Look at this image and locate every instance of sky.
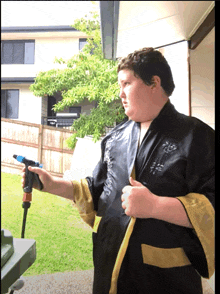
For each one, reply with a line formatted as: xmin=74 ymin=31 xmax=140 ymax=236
xmin=1 ymin=1 xmax=99 ymax=27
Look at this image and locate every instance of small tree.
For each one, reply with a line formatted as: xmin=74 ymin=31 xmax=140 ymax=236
xmin=30 ymin=9 xmax=125 ymax=149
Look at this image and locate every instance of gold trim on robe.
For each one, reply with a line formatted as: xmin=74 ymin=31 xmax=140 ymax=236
xmin=177 ymin=193 xmax=215 ymax=278
xmin=141 ymin=244 xmax=191 ymax=268
xmin=72 ymin=179 xmax=96 ymax=228
xmin=109 ymin=166 xmax=137 ymax=294
xmin=109 ymin=216 xmax=136 ymax=294
xmin=93 ymin=215 xmax=102 ymax=233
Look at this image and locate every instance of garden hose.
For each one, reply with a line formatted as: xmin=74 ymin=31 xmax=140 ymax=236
xmin=21 ymin=202 xmax=31 ymax=239
xmin=13 ymin=155 xmax=43 ymax=239
xmin=9 ymin=155 xmax=43 ymax=293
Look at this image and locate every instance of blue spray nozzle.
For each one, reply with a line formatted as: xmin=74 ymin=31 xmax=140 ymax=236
xmin=13 ymin=155 xmax=43 ymax=168
xmin=13 ymin=155 xmax=25 ymax=163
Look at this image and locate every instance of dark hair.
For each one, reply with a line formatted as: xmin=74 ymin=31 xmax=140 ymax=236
xmin=117 ymin=47 xmax=175 ymax=97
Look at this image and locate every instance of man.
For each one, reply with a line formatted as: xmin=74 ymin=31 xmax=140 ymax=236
xmin=23 ymin=47 xmax=214 ymax=294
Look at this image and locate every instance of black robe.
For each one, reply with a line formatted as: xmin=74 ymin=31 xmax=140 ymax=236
xmin=73 ymin=100 xmax=215 ymax=294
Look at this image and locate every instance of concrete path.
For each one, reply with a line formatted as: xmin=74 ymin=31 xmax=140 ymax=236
xmin=9 ymin=269 xmax=214 ymax=294
xmin=12 ymin=269 xmax=94 ymax=294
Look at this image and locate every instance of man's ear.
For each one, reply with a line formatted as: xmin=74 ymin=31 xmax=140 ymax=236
xmin=151 ymin=76 xmax=161 ymax=89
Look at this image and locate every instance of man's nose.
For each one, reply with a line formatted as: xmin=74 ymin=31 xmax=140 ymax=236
xmin=119 ymin=88 xmax=126 ymax=99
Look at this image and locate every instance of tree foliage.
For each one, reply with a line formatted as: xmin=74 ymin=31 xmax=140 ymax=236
xmin=30 ymin=9 xmax=125 ymax=149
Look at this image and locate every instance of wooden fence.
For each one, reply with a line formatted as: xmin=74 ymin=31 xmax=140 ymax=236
xmin=1 ymin=118 xmax=75 ymax=177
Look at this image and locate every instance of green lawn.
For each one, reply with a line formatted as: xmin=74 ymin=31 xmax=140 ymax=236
xmin=1 ymin=172 xmax=94 ymax=276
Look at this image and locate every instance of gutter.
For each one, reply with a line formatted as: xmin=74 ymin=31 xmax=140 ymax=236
xmin=1 ymin=77 xmax=35 ymax=84
xmin=1 ymin=26 xmax=77 ymax=33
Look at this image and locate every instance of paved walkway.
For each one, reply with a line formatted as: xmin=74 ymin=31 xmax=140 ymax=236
xmin=10 ymin=269 xmax=214 ymax=294
xmin=13 ymin=269 xmax=94 ymax=294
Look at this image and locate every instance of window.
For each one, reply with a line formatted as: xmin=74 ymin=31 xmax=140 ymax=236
xmin=1 ymin=40 xmax=35 ymax=64
xmin=79 ymin=38 xmax=88 ymax=51
xmin=1 ymin=90 xmax=19 ymax=119
xmin=69 ymin=106 xmax=81 ymax=118
xmin=79 ymin=38 xmax=96 ymax=55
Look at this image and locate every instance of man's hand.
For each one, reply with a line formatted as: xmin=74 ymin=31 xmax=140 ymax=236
xmin=121 ymin=177 xmax=159 ymax=218
xmin=21 ymin=166 xmax=74 ymax=201
xmin=121 ymin=177 xmax=193 ymax=228
xmin=21 ymin=166 xmax=54 ymax=192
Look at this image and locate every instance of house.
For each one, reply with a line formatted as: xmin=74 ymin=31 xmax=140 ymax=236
xmin=100 ymin=1 xmax=215 ymax=130
xmin=1 ymin=25 xmax=98 ymax=127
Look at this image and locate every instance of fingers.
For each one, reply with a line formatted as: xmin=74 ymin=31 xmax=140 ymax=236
xmin=21 ymin=166 xmax=45 ymax=190
xmin=121 ymin=184 xmax=132 ymax=207
xmin=121 ymin=193 xmax=127 ymax=208
xmin=122 ymin=187 xmax=126 ymax=194
xmin=122 ymin=185 xmax=132 ymax=194
xmin=28 ymin=166 xmax=43 ymax=175
xmin=121 ymin=184 xmax=136 ymax=215
xmin=121 ymin=191 xmax=129 ymax=201
xmin=121 ymin=189 xmax=130 ymax=212
xmin=21 ymin=166 xmax=42 ymax=174
xmin=122 ymin=201 xmax=126 ymax=210
xmin=21 ymin=172 xmax=25 ymax=188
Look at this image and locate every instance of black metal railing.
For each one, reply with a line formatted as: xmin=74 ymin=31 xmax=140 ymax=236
xmin=42 ymin=116 xmax=78 ymax=128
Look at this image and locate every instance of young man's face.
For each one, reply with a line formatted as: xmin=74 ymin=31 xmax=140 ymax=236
xmin=118 ymin=69 xmax=157 ymax=123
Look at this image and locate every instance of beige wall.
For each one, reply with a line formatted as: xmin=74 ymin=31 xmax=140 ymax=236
xmin=1 ymin=83 xmax=42 ymax=124
xmin=190 ymin=28 xmax=215 ymax=129
xmin=159 ymin=41 xmax=190 ymax=116
xmin=117 ymin=1 xmax=183 ymax=58
xmin=117 ymin=1 xmax=214 ymax=59
xmin=35 ymin=37 xmax=79 ymax=72
xmin=1 ymin=34 xmax=87 ymax=78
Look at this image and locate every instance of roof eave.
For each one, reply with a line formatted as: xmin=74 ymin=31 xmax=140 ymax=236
xmin=1 ymin=26 xmax=78 ymax=33
xmin=1 ymin=77 xmax=35 ymax=84
xmin=100 ymin=1 xmax=119 ymax=60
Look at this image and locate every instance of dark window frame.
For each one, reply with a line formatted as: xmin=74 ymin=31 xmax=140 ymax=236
xmin=79 ymin=38 xmax=96 ymax=55
xmin=1 ymin=40 xmax=35 ymax=64
xmin=79 ymin=38 xmax=88 ymax=51
xmin=1 ymin=89 xmax=19 ymax=119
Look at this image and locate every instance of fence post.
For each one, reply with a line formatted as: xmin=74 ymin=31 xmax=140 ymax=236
xmin=59 ymin=132 xmax=63 ymax=174
xmin=38 ymin=124 xmax=43 ymax=164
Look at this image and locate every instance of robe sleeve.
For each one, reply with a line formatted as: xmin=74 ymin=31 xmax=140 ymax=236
xmin=72 ymin=137 xmax=108 ymax=228
xmin=177 ymin=121 xmax=215 ymax=278
xmin=72 ymin=178 xmax=96 ymax=228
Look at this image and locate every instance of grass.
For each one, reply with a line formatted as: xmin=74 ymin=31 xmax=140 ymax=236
xmin=1 ymin=172 xmax=94 ymax=276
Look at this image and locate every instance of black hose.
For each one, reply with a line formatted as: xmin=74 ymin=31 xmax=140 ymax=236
xmin=21 ymin=203 xmax=31 ymax=238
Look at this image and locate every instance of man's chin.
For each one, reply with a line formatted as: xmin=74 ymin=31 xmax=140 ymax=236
xmin=125 ymin=109 xmax=132 ymax=118
xmin=125 ymin=111 xmax=138 ymax=122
